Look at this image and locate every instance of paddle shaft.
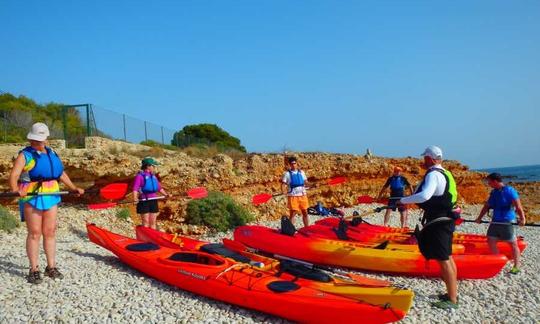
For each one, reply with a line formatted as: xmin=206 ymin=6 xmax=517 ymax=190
xmin=461 ymin=219 xmax=540 ymax=227
xmin=0 ymin=190 xmax=74 ymax=198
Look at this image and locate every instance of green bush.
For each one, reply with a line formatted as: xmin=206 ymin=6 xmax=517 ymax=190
xmin=115 ymin=208 xmax=131 ymax=221
xmin=186 ymin=191 xmax=253 ymax=232
xmin=172 ymin=124 xmax=246 ymax=152
xmin=0 ymin=206 xmax=20 ymax=232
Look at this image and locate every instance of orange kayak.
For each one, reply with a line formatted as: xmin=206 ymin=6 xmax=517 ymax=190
xmin=136 ymin=225 xmax=415 ymax=313
xmin=234 ymin=225 xmax=509 ymax=279
xmin=298 ymin=224 xmax=467 ymax=254
xmin=315 ymin=217 xmax=527 ymax=258
xmin=87 ymin=224 xmax=405 ymax=323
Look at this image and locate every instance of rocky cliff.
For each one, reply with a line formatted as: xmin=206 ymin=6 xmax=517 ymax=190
xmin=1 ymin=137 xmax=538 ymax=224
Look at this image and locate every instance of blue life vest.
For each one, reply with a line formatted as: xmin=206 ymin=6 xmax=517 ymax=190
xmin=289 ymin=170 xmax=305 ymax=189
xmin=389 ymin=176 xmax=405 ymax=191
xmin=21 ymin=146 xmax=64 ymax=182
xmin=138 ymin=171 xmax=159 ymax=194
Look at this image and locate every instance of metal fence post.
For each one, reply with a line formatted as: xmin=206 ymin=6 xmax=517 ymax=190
xmin=123 ymin=114 xmax=127 ymax=141
xmin=62 ymin=106 xmax=67 ymax=142
xmin=161 ymin=126 xmax=164 ymax=144
xmin=86 ymin=104 xmax=91 ymax=136
xmin=144 ymin=121 xmax=148 ymax=142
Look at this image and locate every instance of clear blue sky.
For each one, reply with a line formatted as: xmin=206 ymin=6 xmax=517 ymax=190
xmin=1 ymin=0 xmax=539 ymax=168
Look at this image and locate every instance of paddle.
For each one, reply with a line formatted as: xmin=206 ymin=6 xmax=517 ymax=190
xmin=222 ymin=238 xmax=391 ymax=287
xmin=87 ymin=187 xmax=208 ymax=210
xmin=0 ymin=183 xmax=128 ymax=200
xmin=455 ymin=218 xmax=540 ymax=227
xmin=357 ymin=195 xmax=402 ymax=205
xmin=252 ymin=176 xmax=348 ymax=206
xmin=343 ymin=206 xmax=389 ymax=221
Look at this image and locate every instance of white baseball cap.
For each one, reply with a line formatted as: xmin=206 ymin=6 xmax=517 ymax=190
xmin=421 ymin=145 xmax=443 ymax=159
xmin=27 ymin=122 xmax=50 ymax=142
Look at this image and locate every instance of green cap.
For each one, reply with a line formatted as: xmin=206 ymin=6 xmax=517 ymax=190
xmin=141 ymin=157 xmax=159 ymax=166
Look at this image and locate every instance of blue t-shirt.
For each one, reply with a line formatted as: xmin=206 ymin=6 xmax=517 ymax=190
xmin=488 ymin=186 xmax=519 ymax=222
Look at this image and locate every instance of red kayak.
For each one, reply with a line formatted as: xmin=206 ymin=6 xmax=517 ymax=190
xmin=135 ymin=225 xmax=415 ymax=313
xmin=315 ymin=217 xmax=527 ymax=258
xmin=234 ymin=225 xmax=509 ymax=279
xmin=87 ymin=224 xmax=405 ymax=323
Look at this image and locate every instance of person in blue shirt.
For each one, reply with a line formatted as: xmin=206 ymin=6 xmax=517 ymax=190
xmin=377 ymin=166 xmax=414 ymax=228
xmin=475 ymin=173 xmax=526 ymax=274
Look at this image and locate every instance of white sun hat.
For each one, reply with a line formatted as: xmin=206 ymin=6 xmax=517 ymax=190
xmin=27 ymin=122 xmax=50 ymax=142
xmin=421 ymin=145 xmax=443 ymax=159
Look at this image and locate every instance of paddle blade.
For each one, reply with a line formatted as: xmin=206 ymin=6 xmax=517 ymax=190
xmin=357 ymin=195 xmax=375 ymax=204
xmin=187 ymin=187 xmax=208 ymax=199
xmin=346 ymin=273 xmax=391 ymax=287
xmin=328 ymin=176 xmax=347 ymax=185
xmin=88 ymin=202 xmax=118 ymax=210
xmin=252 ymin=193 xmax=273 ymax=205
xmin=99 ymin=183 xmax=129 ymax=200
xmin=376 ymin=198 xmax=389 ymax=205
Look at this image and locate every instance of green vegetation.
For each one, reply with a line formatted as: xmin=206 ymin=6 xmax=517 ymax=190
xmin=0 ymin=93 xmax=86 ymax=145
xmin=140 ymin=140 xmax=178 ymax=151
xmin=186 ymin=191 xmax=254 ymax=232
xmin=172 ymin=124 xmax=246 ymax=153
xmin=0 ymin=206 xmax=20 ymax=232
xmin=115 ymin=208 xmax=131 ymax=221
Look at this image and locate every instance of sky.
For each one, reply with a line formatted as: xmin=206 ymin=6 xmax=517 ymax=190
xmin=1 ymin=0 xmax=539 ymax=169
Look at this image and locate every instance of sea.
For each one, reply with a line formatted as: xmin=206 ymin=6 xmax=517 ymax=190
xmin=476 ymin=164 xmax=540 ymax=183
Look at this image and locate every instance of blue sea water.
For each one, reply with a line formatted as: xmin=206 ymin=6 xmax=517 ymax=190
xmin=476 ymin=164 xmax=540 ymax=183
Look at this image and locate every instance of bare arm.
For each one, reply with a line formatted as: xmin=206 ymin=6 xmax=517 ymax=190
xmin=281 ymin=182 xmax=288 ymax=195
xmin=513 ymin=198 xmax=526 ymax=226
xmin=475 ymin=202 xmax=490 ymax=223
xmin=377 ymin=184 xmax=389 ymax=200
xmin=59 ymin=172 xmax=84 ymax=195
xmin=9 ymin=153 xmax=26 ymax=194
xmin=408 ymin=184 xmax=414 ymax=196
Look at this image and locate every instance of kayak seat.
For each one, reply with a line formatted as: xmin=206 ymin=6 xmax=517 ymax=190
xmin=280 ymin=260 xmax=332 ymax=283
xmin=332 ymin=219 xmax=349 ymax=240
xmin=280 ymin=216 xmax=297 ymax=236
xmin=200 ymin=243 xmax=251 ymax=264
xmin=126 ymin=242 xmax=160 ymax=252
xmin=168 ymin=252 xmax=224 ymax=266
xmin=267 ymin=280 xmax=301 ymax=293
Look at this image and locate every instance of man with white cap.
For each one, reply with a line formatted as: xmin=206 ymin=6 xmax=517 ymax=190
xmin=399 ymin=145 xmax=459 ymax=309
xmin=9 ymin=122 xmax=84 ymax=284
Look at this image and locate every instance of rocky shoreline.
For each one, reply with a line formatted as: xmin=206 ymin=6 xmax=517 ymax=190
xmin=0 ymin=204 xmax=538 ymax=323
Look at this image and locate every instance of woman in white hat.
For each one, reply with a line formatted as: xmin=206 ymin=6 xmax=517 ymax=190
xmin=8 ymin=122 xmax=84 ymax=284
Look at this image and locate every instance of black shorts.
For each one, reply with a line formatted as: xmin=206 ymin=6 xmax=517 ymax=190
xmin=418 ymin=220 xmax=455 ymax=261
xmin=487 ymin=223 xmax=516 ymax=241
xmin=388 ymin=197 xmax=406 ymax=212
xmin=136 ymin=200 xmax=159 ymax=214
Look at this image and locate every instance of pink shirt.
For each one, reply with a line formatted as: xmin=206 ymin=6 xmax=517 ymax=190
xmin=133 ymin=171 xmax=162 ymax=199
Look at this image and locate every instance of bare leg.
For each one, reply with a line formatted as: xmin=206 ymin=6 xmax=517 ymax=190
xmin=148 ymin=213 xmax=158 ymax=230
xmin=487 ymin=237 xmax=500 ymax=254
xmin=437 ymin=258 xmax=458 ymax=303
xmin=509 ymin=240 xmax=520 ymax=268
xmin=288 ymin=209 xmax=296 ymax=223
xmin=300 ymin=209 xmax=309 ymax=227
xmin=42 ymin=205 xmax=58 ymax=268
xmin=400 ymin=210 xmax=408 ymax=228
xmin=25 ymin=204 xmax=42 ymax=271
xmin=383 ymin=209 xmax=391 ymax=227
xmin=141 ymin=213 xmax=150 ymax=227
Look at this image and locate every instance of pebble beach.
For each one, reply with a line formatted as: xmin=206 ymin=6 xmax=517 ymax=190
xmin=0 ymin=204 xmax=538 ymax=323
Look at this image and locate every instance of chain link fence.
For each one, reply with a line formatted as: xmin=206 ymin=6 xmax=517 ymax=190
xmin=0 ymin=90 xmax=184 ymax=148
